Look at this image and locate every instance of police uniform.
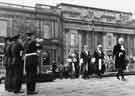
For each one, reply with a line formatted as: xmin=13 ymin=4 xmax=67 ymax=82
xmin=24 ymin=33 xmax=40 ymax=94
xmin=4 ymin=37 xmax=12 ymax=91
xmin=11 ymin=35 xmax=24 ymax=93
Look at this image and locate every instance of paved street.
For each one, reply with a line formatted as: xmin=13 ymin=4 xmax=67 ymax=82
xmin=0 ymin=76 xmax=135 ymax=96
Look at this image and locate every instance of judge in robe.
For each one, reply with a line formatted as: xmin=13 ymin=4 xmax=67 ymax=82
xmin=113 ymin=37 xmax=127 ymax=81
xmin=67 ymin=49 xmax=75 ymax=78
xmin=68 ymin=49 xmax=79 ymax=78
xmin=80 ymin=45 xmax=91 ymax=79
xmin=93 ymin=44 xmax=105 ymax=78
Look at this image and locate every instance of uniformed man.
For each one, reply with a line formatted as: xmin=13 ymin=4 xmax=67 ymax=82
xmin=11 ymin=34 xmax=24 ymax=93
xmin=24 ymin=32 xmax=40 ymax=95
xmin=113 ymin=37 xmax=127 ymax=81
xmin=80 ymin=45 xmax=91 ymax=79
xmin=4 ymin=37 xmax=12 ymax=91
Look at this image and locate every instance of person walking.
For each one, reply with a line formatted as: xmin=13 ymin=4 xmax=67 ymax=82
xmin=113 ymin=37 xmax=127 ymax=81
xmin=67 ymin=48 xmax=75 ymax=78
xmin=93 ymin=44 xmax=105 ymax=78
xmin=73 ymin=51 xmax=80 ymax=78
xmin=80 ymin=45 xmax=91 ymax=79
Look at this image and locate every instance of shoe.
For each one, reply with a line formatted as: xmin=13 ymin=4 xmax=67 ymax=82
xmin=121 ymin=78 xmax=126 ymax=81
xmin=7 ymin=89 xmax=13 ymax=92
xmin=99 ymin=76 xmax=102 ymax=79
xmin=116 ymin=76 xmax=120 ymax=80
xmin=14 ymin=90 xmax=24 ymax=93
xmin=27 ymin=91 xmax=38 ymax=95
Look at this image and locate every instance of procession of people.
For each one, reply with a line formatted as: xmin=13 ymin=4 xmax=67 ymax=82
xmin=59 ymin=37 xmax=128 ymax=80
xmin=4 ymin=32 xmax=129 ymax=95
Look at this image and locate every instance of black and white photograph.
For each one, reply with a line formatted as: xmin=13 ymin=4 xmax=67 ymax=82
xmin=0 ymin=0 xmax=135 ymax=96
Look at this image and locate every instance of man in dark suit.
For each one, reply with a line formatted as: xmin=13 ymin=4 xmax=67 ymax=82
xmin=80 ymin=45 xmax=91 ymax=79
xmin=113 ymin=37 xmax=127 ymax=81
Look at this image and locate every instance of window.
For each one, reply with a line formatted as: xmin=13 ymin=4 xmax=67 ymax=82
xmin=71 ymin=33 xmax=75 ymax=47
xmin=43 ymin=24 xmax=51 ymax=39
xmin=0 ymin=20 xmax=7 ymax=37
xmin=0 ymin=55 xmax=4 ymax=68
xmin=0 ymin=43 xmax=4 ymax=53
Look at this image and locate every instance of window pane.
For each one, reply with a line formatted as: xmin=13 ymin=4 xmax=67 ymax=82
xmin=0 ymin=20 xmax=7 ymax=37
xmin=43 ymin=24 xmax=50 ymax=39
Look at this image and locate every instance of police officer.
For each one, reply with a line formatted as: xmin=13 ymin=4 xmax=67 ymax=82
xmin=113 ymin=37 xmax=127 ymax=81
xmin=11 ymin=34 xmax=24 ymax=93
xmin=4 ymin=37 xmax=12 ymax=91
xmin=24 ymin=32 xmax=40 ymax=94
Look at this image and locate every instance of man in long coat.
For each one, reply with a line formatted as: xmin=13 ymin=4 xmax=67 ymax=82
xmin=4 ymin=37 xmax=12 ymax=91
xmin=11 ymin=34 xmax=24 ymax=93
xmin=113 ymin=37 xmax=127 ymax=81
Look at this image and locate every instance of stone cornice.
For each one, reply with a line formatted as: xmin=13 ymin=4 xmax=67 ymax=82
xmin=64 ymin=18 xmax=135 ymax=29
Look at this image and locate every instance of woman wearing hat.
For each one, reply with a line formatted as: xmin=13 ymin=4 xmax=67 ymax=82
xmin=93 ymin=44 xmax=105 ymax=78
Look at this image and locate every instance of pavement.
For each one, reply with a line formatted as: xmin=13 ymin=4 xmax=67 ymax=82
xmin=0 ymin=75 xmax=135 ymax=96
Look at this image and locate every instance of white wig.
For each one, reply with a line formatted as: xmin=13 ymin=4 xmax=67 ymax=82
xmin=118 ymin=37 xmax=124 ymax=44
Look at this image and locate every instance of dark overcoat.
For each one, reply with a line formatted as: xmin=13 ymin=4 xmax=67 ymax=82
xmin=4 ymin=44 xmax=12 ymax=90
xmin=11 ymin=42 xmax=24 ymax=91
xmin=113 ymin=44 xmax=127 ymax=70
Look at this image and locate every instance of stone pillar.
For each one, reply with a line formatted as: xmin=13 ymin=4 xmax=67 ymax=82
xmin=78 ymin=32 xmax=82 ymax=58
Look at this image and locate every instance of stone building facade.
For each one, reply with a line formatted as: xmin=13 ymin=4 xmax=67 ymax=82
xmin=0 ymin=2 xmax=135 ymax=72
xmin=0 ymin=3 xmax=63 ymax=73
xmin=57 ymin=3 xmax=135 ymax=60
